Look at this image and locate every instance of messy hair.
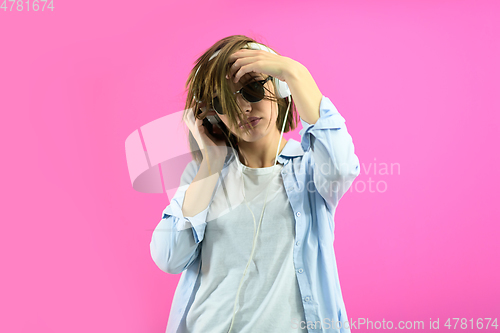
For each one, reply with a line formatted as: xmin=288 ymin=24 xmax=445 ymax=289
xmin=182 ymin=35 xmax=299 ymax=164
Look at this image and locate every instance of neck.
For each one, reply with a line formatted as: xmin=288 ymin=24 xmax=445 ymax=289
xmin=237 ymin=131 xmax=287 ymax=168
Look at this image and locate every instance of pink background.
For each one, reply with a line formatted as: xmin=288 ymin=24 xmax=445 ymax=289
xmin=1 ymin=0 xmax=499 ymax=332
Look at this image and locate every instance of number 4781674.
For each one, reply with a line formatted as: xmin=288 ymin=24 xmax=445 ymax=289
xmin=1 ymin=0 xmax=55 ymax=11
xmin=445 ymin=318 xmax=498 ymax=330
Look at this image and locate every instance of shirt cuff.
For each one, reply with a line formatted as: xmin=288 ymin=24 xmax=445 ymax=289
xmin=299 ymin=95 xmax=347 ymax=153
xmin=161 ymin=184 xmax=210 ymax=244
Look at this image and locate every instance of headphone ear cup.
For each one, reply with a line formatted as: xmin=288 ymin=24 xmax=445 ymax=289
xmin=273 ymin=77 xmax=291 ymax=99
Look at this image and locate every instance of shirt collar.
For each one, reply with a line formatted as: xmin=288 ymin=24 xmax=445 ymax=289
xmin=278 ymin=138 xmax=304 ymax=158
xmin=224 ymin=138 xmax=304 ymax=168
xmin=275 ymin=138 xmax=304 ymax=166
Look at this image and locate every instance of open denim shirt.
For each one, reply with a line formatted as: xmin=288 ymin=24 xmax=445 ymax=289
xmin=150 ymin=95 xmax=361 ymax=333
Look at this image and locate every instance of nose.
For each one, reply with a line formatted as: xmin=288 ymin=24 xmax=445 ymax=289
xmin=235 ymin=93 xmax=252 ymax=113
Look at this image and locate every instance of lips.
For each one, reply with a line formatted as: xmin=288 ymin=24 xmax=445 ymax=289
xmin=239 ymin=117 xmax=261 ymax=127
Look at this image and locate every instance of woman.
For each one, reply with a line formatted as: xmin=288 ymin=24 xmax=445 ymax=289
xmin=150 ymin=35 xmax=361 ymax=333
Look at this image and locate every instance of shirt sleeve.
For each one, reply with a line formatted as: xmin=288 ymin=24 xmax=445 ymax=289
xmin=299 ymin=95 xmax=361 ymax=211
xmin=149 ymin=159 xmax=215 ymax=274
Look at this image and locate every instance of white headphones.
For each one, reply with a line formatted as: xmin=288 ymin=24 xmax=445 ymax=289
xmin=192 ymin=41 xmax=292 ymax=333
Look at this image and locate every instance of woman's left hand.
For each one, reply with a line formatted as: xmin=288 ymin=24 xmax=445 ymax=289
xmin=227 ymin=49 xmax=300 ymax=84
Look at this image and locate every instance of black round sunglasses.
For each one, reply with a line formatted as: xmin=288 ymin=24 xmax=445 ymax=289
xmin=210 ymin=76 xmax=273 ymax=115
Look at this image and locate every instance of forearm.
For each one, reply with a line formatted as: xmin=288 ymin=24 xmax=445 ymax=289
xmin=283 ymin=60 xmax=323 ymax=125
xmin=181 ymin=157 xmax=224 ymax=217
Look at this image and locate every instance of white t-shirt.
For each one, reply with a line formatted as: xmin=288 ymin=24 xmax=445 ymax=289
xmin=185 ymin=151 xmax=307 ymax=332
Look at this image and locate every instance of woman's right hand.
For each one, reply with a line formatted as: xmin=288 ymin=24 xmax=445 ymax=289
xmin=183 ymin=107 xmax=229 ymax=165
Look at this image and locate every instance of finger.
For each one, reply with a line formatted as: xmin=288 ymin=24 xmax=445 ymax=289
xmin=183 ymin=111 xmax=192 ymax=128
xmin=194 ymin=114 xmax=203 ymax=127
xmin=228 ymin=48 xmax=258 ymax=63
xmin=185 ymin=110 xmax=200 ymax=133
xmin=185 ymin=110 xmax=196 ymax=126
xmin=234 ymin=64 xmax=256 ymax=83
xmin=229 ymin=56 xmax=256 ymax=79
xmin=227 ymin=49 xmax=243 ymax=64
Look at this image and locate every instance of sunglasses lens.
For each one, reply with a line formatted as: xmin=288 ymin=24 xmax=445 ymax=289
xmin=210 ymin=78 xmax=267 ymax=114
xmin=212 ymin=97 xmax=223 ymax=115
xmin=242 ymin=81 xmax=265 ymax=103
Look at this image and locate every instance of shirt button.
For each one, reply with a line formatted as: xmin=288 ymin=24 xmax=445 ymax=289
xmin=304 ymin=296 xmax=310 ymax=302
xmin=297 ymin=268 xmax=304 ymax=274
xmin=296 ymin=212 xmax=301 ymax=217
xmin=295 ymin=240 xmax=300 ymax=246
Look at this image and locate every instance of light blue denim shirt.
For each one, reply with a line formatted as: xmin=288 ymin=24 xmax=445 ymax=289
xmin=150 ymin=95 xmax=361 ymax=333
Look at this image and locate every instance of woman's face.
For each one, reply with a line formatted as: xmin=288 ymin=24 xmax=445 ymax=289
xmin=215 ymin=72 xmax=279 ymax=143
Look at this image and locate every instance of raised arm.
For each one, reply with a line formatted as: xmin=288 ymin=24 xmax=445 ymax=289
xmin=299 ymin=96 xmax=361 ymax=211
xmin=226 ymin=49 xmax=361 ymax=209
xmin=281 ymin=62 xmax=359 ymax=211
